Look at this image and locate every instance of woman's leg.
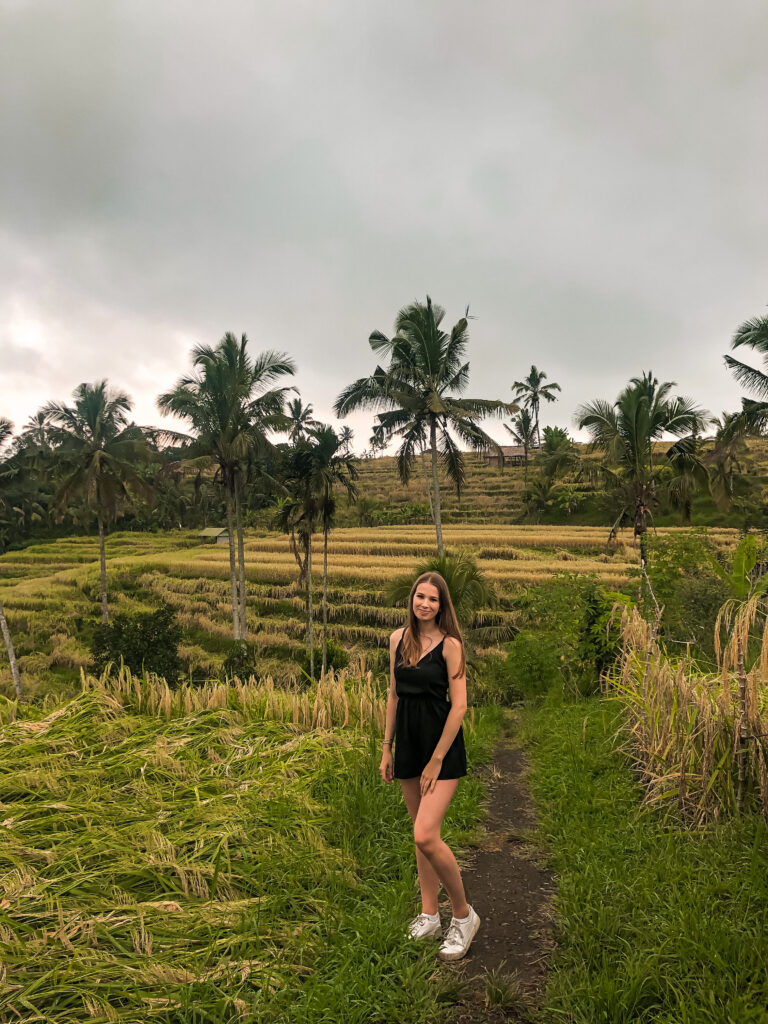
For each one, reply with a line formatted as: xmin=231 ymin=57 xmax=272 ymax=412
xmin=412 ymin=780 xmax=469 ymax=919
xmin=399 ymin=778 xmax=441 ymax=915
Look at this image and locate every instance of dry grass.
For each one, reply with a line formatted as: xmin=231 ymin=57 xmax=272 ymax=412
xmin=608 ymin=606 xmax=768 ymax=822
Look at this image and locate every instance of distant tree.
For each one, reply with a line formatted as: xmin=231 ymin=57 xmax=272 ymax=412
xmin=0 ymin=418 xmax=12 ymax=456
xmin=536 ymin=426 xmax=581 ymax=481
xmin=339 ymin=425 xmax=354 ymax=454
xmin=286 ymin=397 xmax=319 ymax=442
xmin=44 ymin=382 xmax=151 ymax=623
xmin=724 ymin=313 xmax=768 ymax=434
xmin=158 ymin=333 xmax=296 ymax=639
xmin=504 ymin=408 xmax=536 ymax=483
xmin=521 ymin=476 xmax=558 ymax=520
xmin=335 ymin=296 xmax=512 ymax=557
xmin=576 ymin=372 xmax=707 ymax=564
xmin=663 ymin=432 xmax=710 ymax=523
xmin=307 ymin=425 xmax=358 ymax=676
xmin=272 ymin=442 xmax=322 ymax=677
xmin=706 ymin=412 xmax=749 ymax=511
xmin=511 ymin=366 xmax=561 ymax=448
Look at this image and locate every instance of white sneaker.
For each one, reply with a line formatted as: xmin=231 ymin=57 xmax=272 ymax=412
xmin=438 ymin=905 xmax=480 ymax=961
xmin=407 ymin=912 xmax=442 ymax=940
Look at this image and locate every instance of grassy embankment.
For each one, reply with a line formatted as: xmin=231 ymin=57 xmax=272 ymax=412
xmin=0 ymin=668 xmax=504 ymax=1024
xmin=0 ymin=525 xmax=741 ymax=698
xmin=521 ymin=695 xmax=768 ymax=1023
xmin=350 ymin=443 xmax=768 ymax=528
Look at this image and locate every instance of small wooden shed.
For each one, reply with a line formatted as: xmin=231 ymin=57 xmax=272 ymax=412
xmin=486 ymin=445 xmax=529 ymax=468
xmin=199 ymin=527 xmax=230 ymax=544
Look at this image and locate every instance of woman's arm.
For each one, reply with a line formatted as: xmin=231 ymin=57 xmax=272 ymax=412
xmin=379 ymin=628 xmax=403 ymax=784
xmin=420 ymin=636 xmax=467 ymax=793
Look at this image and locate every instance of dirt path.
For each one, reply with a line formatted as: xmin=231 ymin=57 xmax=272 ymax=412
xmin=443 ymin=717 xmax=555 ymax=1022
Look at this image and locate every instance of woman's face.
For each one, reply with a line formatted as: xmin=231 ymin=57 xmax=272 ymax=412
xmin=412 ymin=581 xmax=440 ymax=625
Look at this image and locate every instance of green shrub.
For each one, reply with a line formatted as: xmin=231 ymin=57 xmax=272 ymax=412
xmin=300 ymin=638 xmax=349 ymax=681
xmin=508 ymin=574 xmax=631 ymax=698
xmin=467 ymin=653 xmax=523 ymax=706
xmin=220 ymin=640 xmax=260 ymax=681
xmin=505 ymin=629 xmax=564 ymax=698
xmin=90 ymin=604 xmax=182 ymax=684
xmin=644 ymin=532 xmax=730 ymax=667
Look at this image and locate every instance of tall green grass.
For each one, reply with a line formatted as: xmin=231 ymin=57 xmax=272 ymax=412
xmin=0 ymin=678 xmax=502 ymax=1023
xmin=522 ymin=696 xmax=768 ymax=1024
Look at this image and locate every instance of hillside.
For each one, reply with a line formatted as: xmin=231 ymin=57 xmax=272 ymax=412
xmin=344 ymin=438 xmax=768 ymax=528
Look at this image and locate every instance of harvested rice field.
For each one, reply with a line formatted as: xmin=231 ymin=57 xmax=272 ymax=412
xmin=0 ymin=524 xmax=739 ymax=698
xmin=0 ymin=666 xmax=502 ymax=1022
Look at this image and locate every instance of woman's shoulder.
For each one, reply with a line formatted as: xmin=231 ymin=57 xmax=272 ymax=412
xmin=442 ymin=634 xmax=462 ymax=656
xmin=389 ymin=626 xmax=407 ymax=647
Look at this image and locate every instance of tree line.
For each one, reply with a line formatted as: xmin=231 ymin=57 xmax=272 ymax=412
xmin=1 ymin=298 xmax=767 ymax=689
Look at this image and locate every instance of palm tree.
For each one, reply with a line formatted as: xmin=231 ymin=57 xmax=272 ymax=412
xmin=576 ymin=373 xmax=707 ymax=565
xmin=706 ymin=412 xmax=749 ymax=511
xmin=724 ymin=313 xmax=768 ymax=434
xmin=664 ymin=432 xmax=709 ymax=523
xmin=273 ymin=442 xmax=322 ymax=677
xmin=334 ymin=296 xmax=513 ymax=557
xmin=338 ymin=425 xmax=354 ymax=454
xmin=158 ymin=333 xmax=296 ymax=640
xmin=504 ymin=408 xmax=537 ymax=483
xmin=307 ymin=425 xmax=358 ymax=675
xmin=0 ymin=418 xmax=12 ymax=456
xmin=286 ymin=397 xmax=319 ymax=442
xmin=511 ymin=366 xmax=561 ymax=448
xmin=538 ymin=425 xmax=581 ymax=481
xmin=43 ymin=383 xmax=151 ymax=622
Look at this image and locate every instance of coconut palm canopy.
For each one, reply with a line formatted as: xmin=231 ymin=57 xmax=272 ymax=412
xmin=43 ymin=382 xmax=150 ymax=520
xmin=510 ymin=365 xmax=562 ymax=448
xmin=576 ymin=372 xmax=709 ymax=558
xmin=724 ymin=314 xmax=768 ymax=434
xmin=334 ymin=296 xmax=515 ymax=556
xmin=158 ymin=332 xmax=297 ymax=639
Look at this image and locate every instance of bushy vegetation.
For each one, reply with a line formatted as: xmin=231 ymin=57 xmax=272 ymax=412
xmin=505 ymin=574 xmax=631 ymax=699
xmin=90 ymin=603 xmax=183 ymax=683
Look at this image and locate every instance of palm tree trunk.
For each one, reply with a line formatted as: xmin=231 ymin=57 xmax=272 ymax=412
xmin=523 ymin=445 xmax=529 ymax=485
xmin=322 ymin=522 xmax=329 ymax=677
xmin=636 ymin=499 xmax=648 ymax=569
xmin=235 ymin=478 xmax=247 ymax=640
xmin=420 ymin=446 xmax=434 ymax=521
xmin=97 ymin=515 xmax=109 ymax=624
xmin=429 ymin=419 xmax=444 ymax=558
xmin=0 ymin=599 xmax=22 ymax=699
xmin=307 ymin=528 xmax=314 ymax=679
xmin=736 ymin=632 xmax=748 ymax=813
xmin=224 ymin=485 xmax=240 ymax=640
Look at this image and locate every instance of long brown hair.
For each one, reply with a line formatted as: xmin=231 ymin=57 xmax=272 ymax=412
xmin=399 ymin=571 xmax=466 ymax=679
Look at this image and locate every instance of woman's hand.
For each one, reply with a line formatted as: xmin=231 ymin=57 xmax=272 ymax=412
xmin=379 ymin=748 xmax=394 ymax=784
xmin=420 ymin=755 xmax=443 ymax=795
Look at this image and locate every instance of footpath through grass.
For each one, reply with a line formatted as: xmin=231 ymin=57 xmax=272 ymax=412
xmin=0 ymin=686 xmax=503 ymax=1024
xmin=521 ymin=697 xmax=768 ymax=1024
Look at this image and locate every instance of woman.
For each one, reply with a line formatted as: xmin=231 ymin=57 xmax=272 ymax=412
xmin=379 ymin=571 xmax=480 ymax=961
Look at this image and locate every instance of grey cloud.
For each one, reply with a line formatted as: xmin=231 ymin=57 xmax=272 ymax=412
xmin=0 ymin=0 xmax=765 ymax=445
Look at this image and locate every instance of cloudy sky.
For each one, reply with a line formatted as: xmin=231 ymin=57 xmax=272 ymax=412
xmin=1 ymin=0 xmax=766 ymax=451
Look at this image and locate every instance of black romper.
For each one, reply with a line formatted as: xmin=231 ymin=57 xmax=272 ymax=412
xmin=393 ymin=630 xmax=467 ymax=781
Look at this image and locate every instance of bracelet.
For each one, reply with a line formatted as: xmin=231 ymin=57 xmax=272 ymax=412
xmin=382 ymin=738 xmax=393 ymax=747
